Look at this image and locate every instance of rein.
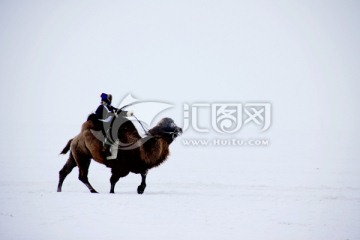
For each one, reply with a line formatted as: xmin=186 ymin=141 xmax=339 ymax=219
xmin=117 ymin=106 xmax=178 ymax=138
xmin=132 ymin=114 xmax=176 ymax=138
xmin=132 ymin=114 xmax=149 ymax=135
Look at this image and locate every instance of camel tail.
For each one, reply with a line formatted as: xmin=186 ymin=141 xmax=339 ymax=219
xmin=60 ymin=139 xmax=73 ymax=155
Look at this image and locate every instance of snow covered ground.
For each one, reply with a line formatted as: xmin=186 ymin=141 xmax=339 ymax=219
xmin=1 ymin=129 xmax=359 ymax=240
xmin=1 ymin=1 xmax=360 ymax=240
xmin=1 ymin=178 xmax=359 ymax=240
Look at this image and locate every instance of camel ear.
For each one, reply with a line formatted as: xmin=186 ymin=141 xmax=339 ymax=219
xmin=108 ymin=94 xmax=112 ymax=102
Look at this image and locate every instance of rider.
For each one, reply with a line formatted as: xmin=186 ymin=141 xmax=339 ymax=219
xmin=95 ymin=93 xmax=118 ymax=122
xmin=95 ymin=93 xmax=119 ymax=159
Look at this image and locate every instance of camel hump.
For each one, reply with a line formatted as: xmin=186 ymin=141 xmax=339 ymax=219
xmin=87 ymin=113 xmax=98 ymax=122
xmin=81 ymin=121 xmax=94 ymax=131
xmin=82 ymin=114 xmax=101 ymax=131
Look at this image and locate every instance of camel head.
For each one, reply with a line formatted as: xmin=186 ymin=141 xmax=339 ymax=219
xmin=148 ymin=118 xmax=183 ymax=142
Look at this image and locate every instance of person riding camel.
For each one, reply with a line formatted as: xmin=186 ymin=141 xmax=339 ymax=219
xmin=95 ymin=93 xmax=119 ymax=159
xmin=95 ymin=93 xmax=118 ymax=123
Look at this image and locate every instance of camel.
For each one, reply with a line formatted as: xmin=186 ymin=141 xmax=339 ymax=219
xmin=57 ymin=111 xmax=182 ymax=194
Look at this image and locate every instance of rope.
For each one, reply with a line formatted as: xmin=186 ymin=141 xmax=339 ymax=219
xmin=132 ymin=114 xmax=149 ymax=135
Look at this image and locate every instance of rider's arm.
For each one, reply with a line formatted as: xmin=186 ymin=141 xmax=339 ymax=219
xmin=108 ymin=105 xmax=118 ymax=113
xmin=95 ymin=104 xmax=115 ymax=121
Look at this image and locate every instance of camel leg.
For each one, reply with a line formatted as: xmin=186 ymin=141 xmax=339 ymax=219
xmin=137 ymin=170 xmax=148 ymax=194
xmin=75 ymin=156 xmax=98 ymax=193
xmin=110 ymin=168 xmax=129 ymax=194
xmin=57 ymin=152 xmax=77 ymax=192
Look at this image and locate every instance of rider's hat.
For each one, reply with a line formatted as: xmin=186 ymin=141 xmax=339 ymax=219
xmin=100 ymin=93 xmax=112 ymax=104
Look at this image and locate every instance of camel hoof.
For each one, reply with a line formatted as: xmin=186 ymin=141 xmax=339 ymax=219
xmin=137 ymin=185 xmax=146 ymax=194
xmin=90 ymin=190 xmax=98 ymax=193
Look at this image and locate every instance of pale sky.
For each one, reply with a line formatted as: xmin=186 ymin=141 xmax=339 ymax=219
xmin=0 ymin=1 xmax=359 ymax=171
